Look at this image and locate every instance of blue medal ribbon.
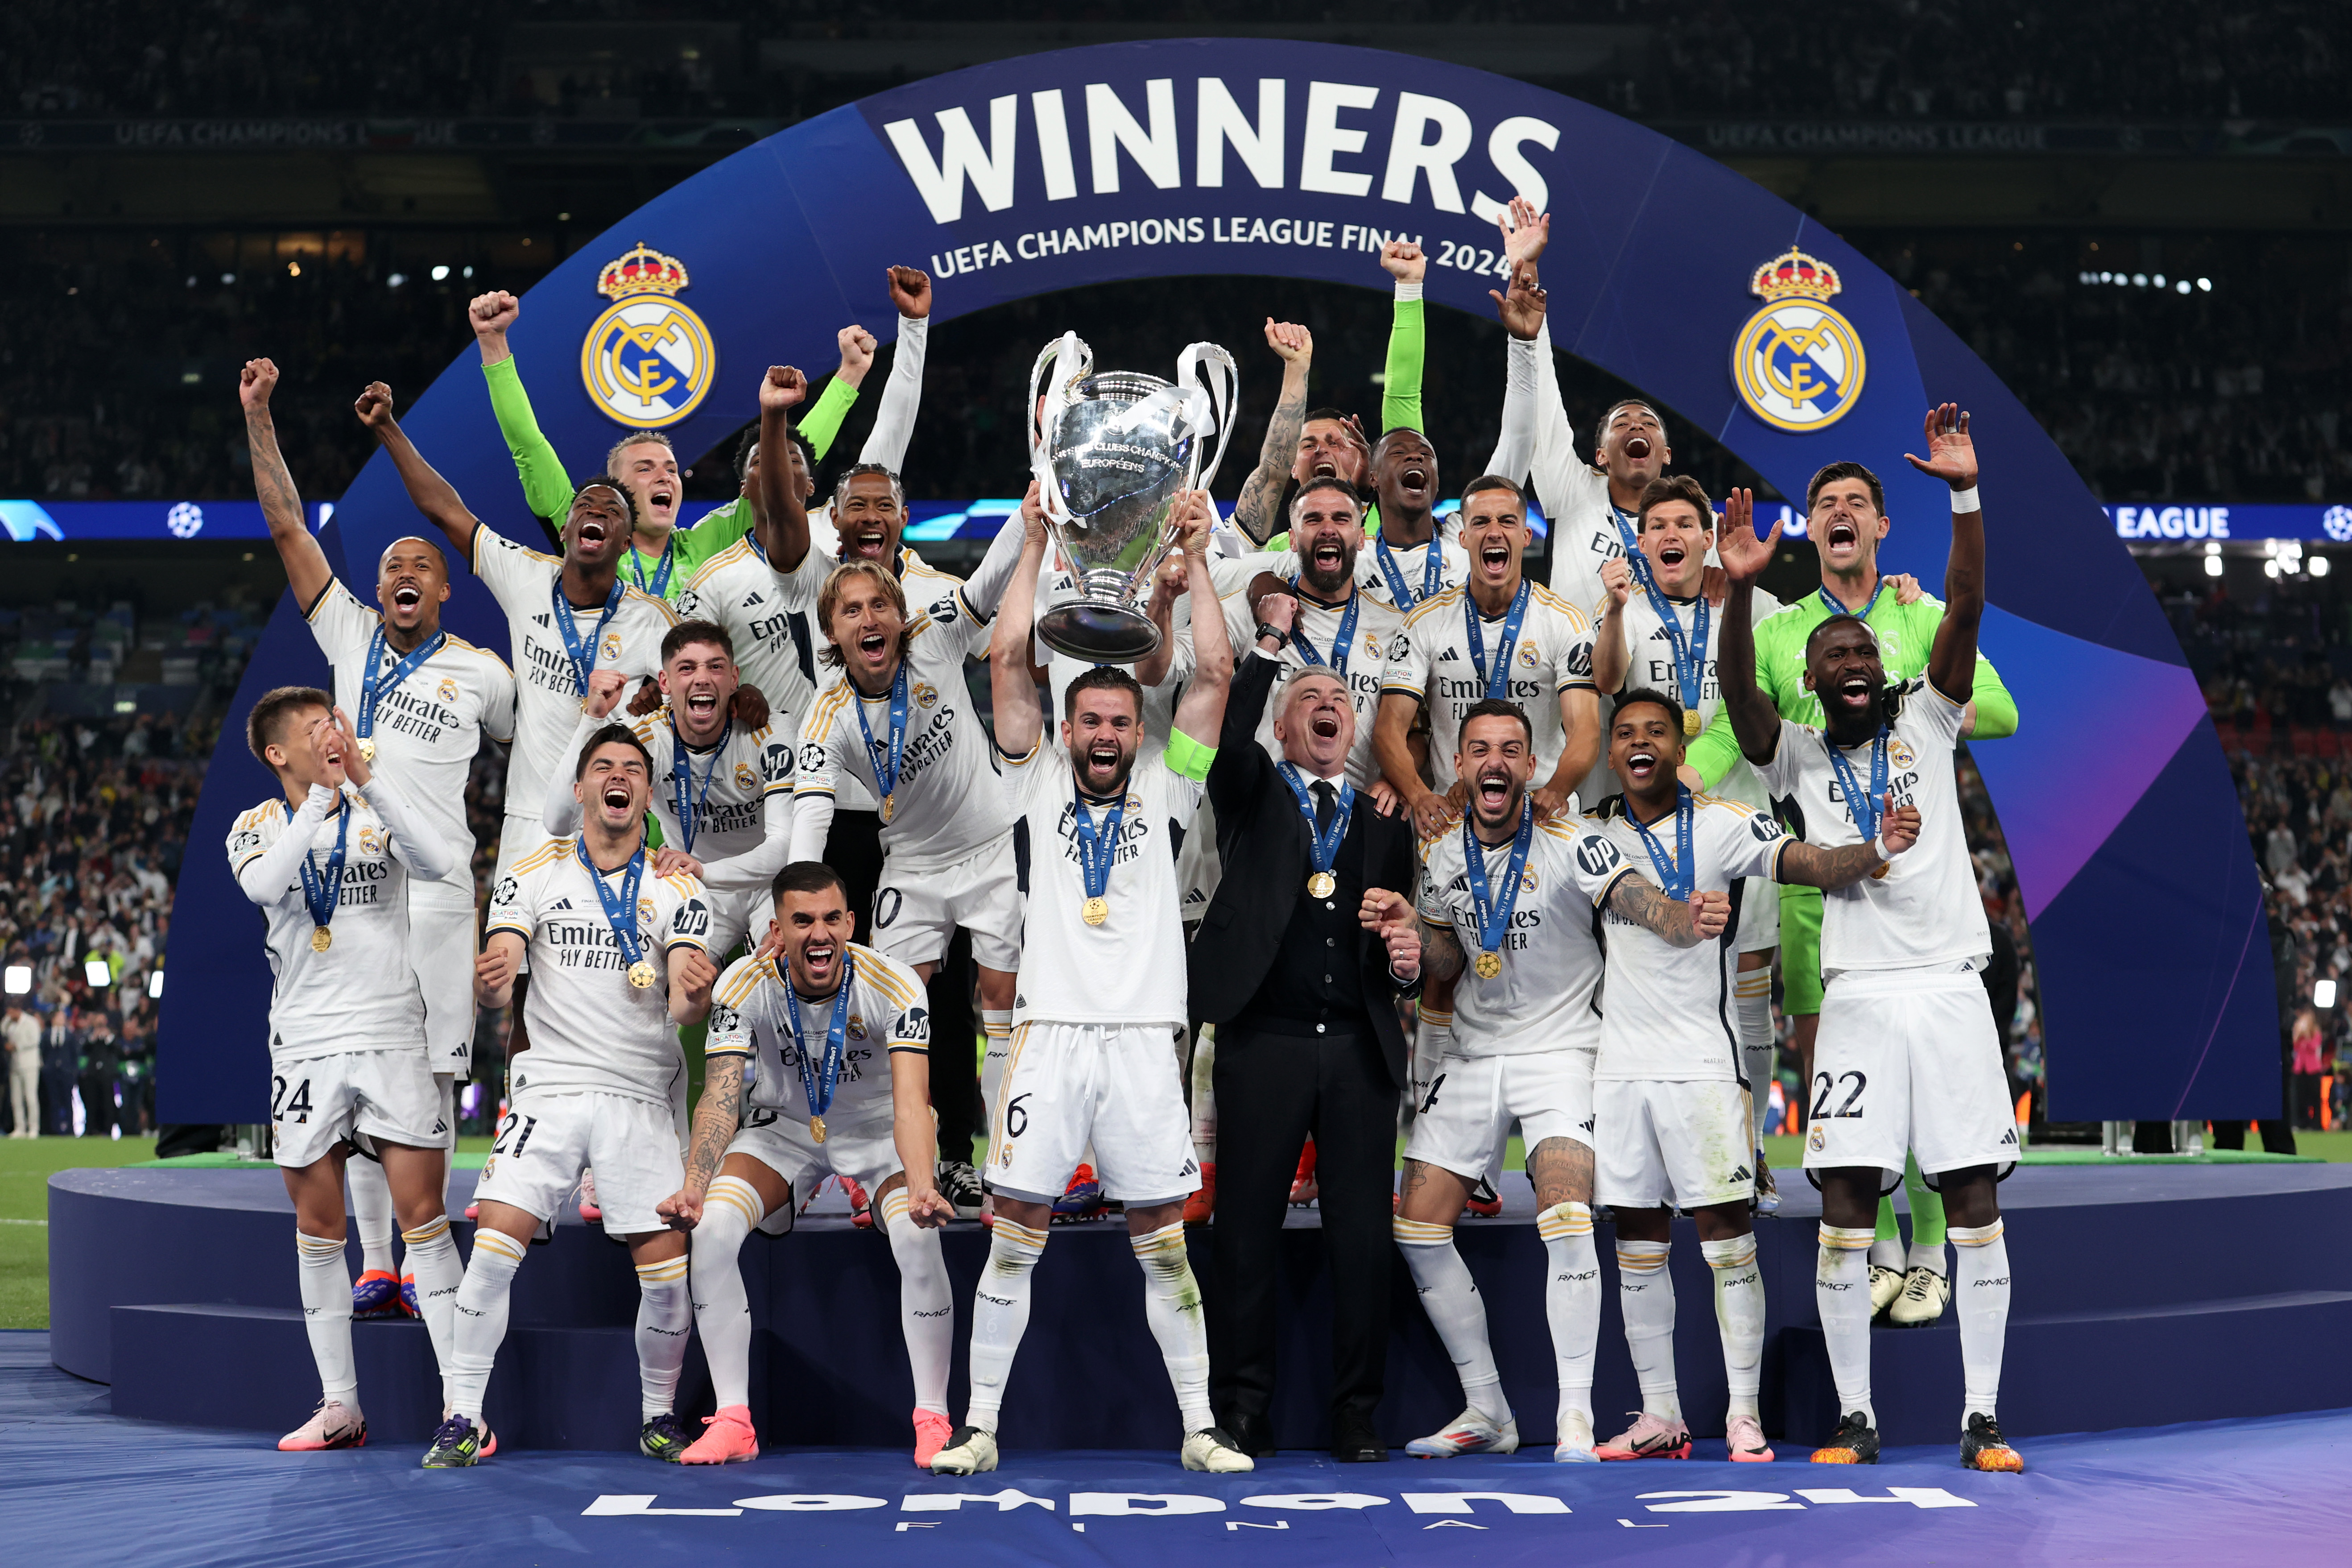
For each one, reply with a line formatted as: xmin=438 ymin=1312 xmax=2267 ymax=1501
xmin=1071 ymin=786 xmax=1127 ymax=904
xmin=628 ymin=537 xmax=675 ymax=600
xmin=297 ymin=801 xmax=351 ymax=935
xmin=1463 ymin=579 xmax=1532 ymax=702
xmin=667 ymin=715 xmax=731 ymax=855
xmin=1641 ymin=585 xmax=1711 ymax=722
xmin=778 ymin=951 xmax=853 ymax=1129
xmin=577 ymin=838 xmax=649 ymax=976
xmin=1276 ymin=762 xmax=1354 ymax=879
xmin=1823 ymin=727 xmax=1890 ymax=848
xmin=853 ymin=662 xmax=911 ymax=803
xmin=1374 ymin=534 xmax=1444 ymax=610
xmin=1289 ymin=590 xmax=1363 ymax=679
xmin=357 ymin=626 xmax=447 ymax=753
xmin=1461 ymin=798 xmax=1535 ymax=970
xmin=1627 ymin=783 xmax=1696 ymax=902
xmin=1816 ymin=580 xmax=1885 ymax=621
xmin=1609 ymin=505 xmax=1661 ymax=594
xmin=551 ymin=579 xmax=624 ymax=698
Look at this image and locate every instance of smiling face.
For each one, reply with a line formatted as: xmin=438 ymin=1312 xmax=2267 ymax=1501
xmin=575 ymin=739 xmax=652 ymax=833
xmin=1455 ymin=711 xmax=1536 ymax=834
xmin=375 ymin=536 xmax=450 ymax=635
xmin=1273 ymin=670 xmax=1354 ymax=774
xmin=775 ymin=882 xmax=855 ymax=997
xmin=1063 ymin=684 xmax=1142 ymax=798
xmin=1459 ymin=488 xmax=1527 ymax=595
xmin=1293 ymin=417 xmax=1369 ymax=488
xmin=562 ymin=484 xmax=631 ymax=571
xmin=1808 ymin=471 xmax=1890 ymax=579
xmin=1370 ymin=430 xmax=1438 ymax=517
xmin=1609 ymin=698 xmax=1686 ymax=806
xmin=1803 ymin=616 xmax=1887 ymax=735
xmin=264 ymin=703 xmax=339 ymax=790
xmin=611 ymin=439 xmax=681 ymax=539
xmin=1596 ymin=401 xmax=1670 ymax=489
xmin=1289 ymin=489 xmax=1363 ymax=598
xmin=823 ymin=569 xmax=907 ymax=692
xmin=832 ymin=472 xmax=904 ymax=566
xmin=659 ymin=638 xmax=739 ymax=745
xmin=1637 ymin=499 xmax=1711 ymax=596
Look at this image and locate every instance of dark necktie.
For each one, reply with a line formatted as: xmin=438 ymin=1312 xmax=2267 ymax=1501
xmin=1311 ymin=780 xmax=1337 ymax=837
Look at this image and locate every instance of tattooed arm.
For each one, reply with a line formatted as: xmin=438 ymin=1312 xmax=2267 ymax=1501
xmin=1602 ymin=876 xmax=1731 ymax=949
xmin=239 ymin=359 xmax=335 ymax=611
xmin=1774 ymin=796 xmax=1916 ymax=889
xmin=1231 ymin=321 xmax=1312 ymax=545
xmin=1420 ymin=918 xmax=1467 ymax=985
xmin=656 ymin=1054 xmax=746 ymax=1229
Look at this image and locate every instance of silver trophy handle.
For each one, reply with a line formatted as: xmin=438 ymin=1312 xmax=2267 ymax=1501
xmin=1173 ymin=341 xmax=1241 ymax=493
xmin=1028 ymin=331 xmax=1090 ymax=526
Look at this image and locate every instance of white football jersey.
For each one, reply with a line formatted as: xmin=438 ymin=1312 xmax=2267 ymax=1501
xmin=1002 ymin=739 xmax=1205 ymax=1030
xmin=471 ymin=528 xmax=676 ymax=817
xmin=1380 ymin=581 xmax=1597 ymax=790
xmin=626 ymin=707 xmax=793 ymax=892
xmin=1573 ymin=795 xmax=1792 ymax=1081
xmin=1593 ymin=583 xmax=1783 ymax=811
xmin=484 ymin=837 xmax=711 ymax=1107
xmin=229 ymin=793 xmax=426 ymax=1060
xmin=1355 ymin=530 xmax=1470 ymax=614
xmin=795 ymin=607 xmax=1004 ymax=868
xmin=1756 ymin=682 xmax=1991 ymax=973
xmin=704 ymin=944 xmax=930 ymax=1125
xmin=305 ymin=580 xmax=516 ymax=898
xmin=1416 ymin=814 xmax=1606 ymax=1056
xmin=1212 ymin=559 xmax=1403 ymax=791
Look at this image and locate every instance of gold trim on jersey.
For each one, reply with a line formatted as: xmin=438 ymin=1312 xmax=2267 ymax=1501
xmin=506 ymin=836 xmax=578 ymax=880
xmin=474 ymin=527 xmax=559 ymax=574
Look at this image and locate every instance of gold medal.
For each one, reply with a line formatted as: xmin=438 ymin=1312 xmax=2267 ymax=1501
xmin=1307 ymin=871 xmax=1336 ymax=900
xmin=1081 ymin=895 xmax=1109 ymax=927
xmin=1870 ymin=864 xmax=1889 ymax=880
xmin=358 ymin=737 xmax=377 ymax=762
xmin=1683 ymin=710 xmax=1700 ymax=738
xmin=810 ymin=1114 xmax=827 ymax=1145
xmin=1475 ymin=949 xmax=1502 ymax=979
xmin=627 ymin=959 xmax=658 ymax=988
xmin=310 ymin=927 xmax=333 ymax=953
xmin=879 ymin=795 xmax=895 ymax=825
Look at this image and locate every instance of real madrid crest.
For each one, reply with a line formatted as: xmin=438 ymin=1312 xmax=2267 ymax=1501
xmin=581 ymin=242 xmax=716 ymax=430
xmin=1731 ymin=247 xmax=1866 ymax=433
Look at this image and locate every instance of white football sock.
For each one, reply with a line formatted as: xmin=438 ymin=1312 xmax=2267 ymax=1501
xmin=294 ymin=1230 xmax=359 ymax=1414
xmin=400 ymin=1215 xmax=463 ymax=1370
xmin=634 ymin=1253 xmax=692 ymax=1419
xmin=1817 ymin=1224 xmax=1877 ymax=1427
xmin=691 ymin=1176 xmax=761 ymax=1410
xmin=1395 ymin=1215 xmax=1509 ymax=1424
xmin=1616 ymin=1238 xmax=1680 ymax=1423
xmin=1950 ymin=1220 xmax=2010 ymax=1426
xmin=964 ymin=1217 xmax=1046 ymax=1434
xmin=1129 ymin=1221 xmax=1215 ymax=1434
xmin=1735 ymin=969 xmax=1774 ymax=1143
xmin=979 ymin=1009 xmax=1013 ymax=1148
xmin=1188 ymin=1027 xmax=1217 ymax=1164
xmin=1909 ymin=1238 xmax=1949 ymax=1276
xmin=1868 ymin=1233 xmax=1904 ymax=1270
xmin=1537 ymin=1202 xmax=1599 ymax=1438
xmin=1702 ymin=1233 xmax=1765 ymax=1419
xmin=347 ymin=1159 xmax=396 ymax=1278
xmin=882 ymin=1188 xmax=953 ymax=1418
xmin=444 ymin=1227 xmax=525 ymax=1422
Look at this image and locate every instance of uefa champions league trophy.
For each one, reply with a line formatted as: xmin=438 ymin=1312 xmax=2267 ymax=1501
xmin=1026 ymin=331 xmax=1240 ymax=662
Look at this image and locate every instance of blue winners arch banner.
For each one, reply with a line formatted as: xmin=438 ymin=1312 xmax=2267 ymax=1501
xmin=163 ymin=39 xmax=2271 ymax=1123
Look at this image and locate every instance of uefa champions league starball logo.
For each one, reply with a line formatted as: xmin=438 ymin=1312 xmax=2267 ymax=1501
xmin=165 ymin=502 xmax=204 ymax=538
xmin=2323 ymin=506 xmax=2352 ymax=542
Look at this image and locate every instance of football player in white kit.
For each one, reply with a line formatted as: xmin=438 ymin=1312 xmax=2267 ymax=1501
xmin=1388 ymin=698 xmax=1725 ymax=1463
xmin=654 ymin=861 xmax=955 ymax=1467
xmin=542 ymin=623 xmax=790 ymax=961
xmin=423 ymin=725 xmax=718 ymax=1468
xmin=927 ymin=488 xmax=1253 ymax=1477
xmin=1718 ymin=407 xmax=2026 ymax=1475
xmin=243 ymin=358 xmax=518 ymax=1319
xmin=1591 ymin=474 xmax=1791 ymax=1207
xmin=231 ymin=687 xmax=460 ymax=1452
xmin=1573 ymin=689 xmax=1916 ymax=1464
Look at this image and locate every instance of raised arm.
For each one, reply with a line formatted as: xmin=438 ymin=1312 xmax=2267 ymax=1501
xmin=239 ymin=359 xmax=333 ymax=611
xmin=1379 ymin=243 xmax=1427 ymax=434
xmin=354 ymin=382 xmax=481 ymax=561
xmin=857 ymin=267 xmax=931 ymax=472
xmin=1909 ymin=405 xmax=1984 ymax=706
xmin=1589 ymin=556 xmax=1634 ymax=696
xmin=542 ymin=674 xmax=628 ymax=836
xmin=1168 ymin=492 xmax=1232 ymax=750
xmin=1484 ymin=248 xmax=1547 ymax=484
xmin=469 ymin=291 xmax=575 ymax=537
xmin=751 ymin=365 xmax=812 ymax=569
xmin=1712 ymin=488 xmax=1786 ymax=768
xmin=988 ymin=486 xmax=1050 ymax=761
xmin=233 ymin=790 xmax=336 ymax=905
xmin=1231 ymin=321 xmax=1312 ymax=546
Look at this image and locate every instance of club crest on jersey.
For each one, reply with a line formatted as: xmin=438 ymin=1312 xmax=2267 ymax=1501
xmin=847 ymin=1012 xmax=868 ymax=1041
xmin=734 ymin=761 xmax=757 ymax=790
xmin=1517 ymin=642 xmax=1539 ymax=669
xmin=1520 ymin=868 xmax=1539 ymax=894
xmin=357 ymin=826 xmax=381 ymax=858
xmin=914 ymin=682 xmax=940 ymax=709
xmin=1731 ymin=247 xmax=1867 ymax=434
xmin=580 ymin=242 xmax=716 ymax=430
xmin=1808 ymin=1123 xmax=1828 ymax=1153
xmin=1888 ymin=736 xmax=1918 ymax=770
xmin=637 ymin=898 xmax=655 ymax=924
xmin=601 ymin=629 xmax=624 ymax=661
xmin=437 ymin=675 xmax=459 ymax=704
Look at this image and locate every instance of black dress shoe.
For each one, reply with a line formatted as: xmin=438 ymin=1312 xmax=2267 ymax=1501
xmin=1331 ymin=1416 xmax=1388 ymax=1462
xmin=1223 ymin=1411 xmax=1277 ymax=1459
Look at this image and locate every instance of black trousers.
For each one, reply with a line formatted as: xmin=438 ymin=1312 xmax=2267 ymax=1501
xmin=1207 ymin=1022 xmax=1397 ymax=1431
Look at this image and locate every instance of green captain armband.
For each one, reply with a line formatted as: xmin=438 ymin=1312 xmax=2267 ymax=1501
xmin=1164 ymin=728 xmax=1217 ymax=782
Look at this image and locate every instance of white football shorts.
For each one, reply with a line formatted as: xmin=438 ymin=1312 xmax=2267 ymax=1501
xmin=269 ymin=1047 xmax=449 ymax=1169
xmin=475 ymin=1089 xmax=686 ymax=1236
xmin=1803 ymin=964 xmax=2019 ymax=1183
xmin=871 ymin=834 xmax=1024 ymax=972
xmin=727 ymin=1106 xmax=902 ymax=1236
xmin=988 ymin=1020 xmax=1197 ymax=1207
xmin=1735 ymin=873 xmax=1781 ymax=953
xmin=1404 ymin=1047 xmax=1596 ymax=1184
xmin=1594 ymin=1078 xmax=1757 ymax=1211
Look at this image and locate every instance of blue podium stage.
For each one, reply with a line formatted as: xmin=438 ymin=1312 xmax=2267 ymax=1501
xmin=48 ymin=1160 xmax=2352 ymax=1454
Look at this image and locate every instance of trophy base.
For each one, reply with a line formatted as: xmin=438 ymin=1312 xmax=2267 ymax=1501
xmin=1036 ymin=600 xmax=1164 ymax=664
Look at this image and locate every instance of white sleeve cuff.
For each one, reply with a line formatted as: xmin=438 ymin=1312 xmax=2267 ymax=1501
xmin=1393 ymin=279 xmax=1423 ymax=303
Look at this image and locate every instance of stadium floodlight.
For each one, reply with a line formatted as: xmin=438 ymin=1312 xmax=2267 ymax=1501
xmin=2313 ymin=555 xmax=2333 ymax=578
xmin=2204 ymin=555 xmax=2224 ymax=578
xmin=83 ymin=957 xmax=112 ymax=988
xmin=148 ymin=971 xmax=165 ymax=1000
xmin=4 ymin=965 xmax=29 ymax=995
xmin=2176 ymin=280 xmax=2192 ymax=294
xmin=431 ymin=265 xmax=451 ymax=281
xmin=2318 ymin=978 xmax=2338 ymax=1010
xmin=2197 ymin=277 xmax=2212 ymax=291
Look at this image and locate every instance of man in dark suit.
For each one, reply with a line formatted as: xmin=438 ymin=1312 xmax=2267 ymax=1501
xmin=1190 ymin=589 xmax=1424 ymax=1463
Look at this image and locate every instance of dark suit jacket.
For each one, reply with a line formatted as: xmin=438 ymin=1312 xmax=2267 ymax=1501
xmin=1187 ymin=651 xmax=1419 ymax=1088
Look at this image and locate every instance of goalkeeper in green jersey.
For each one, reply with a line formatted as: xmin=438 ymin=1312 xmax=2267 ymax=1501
xmin=1686 ymin=457 xmax=2018 ymax=1327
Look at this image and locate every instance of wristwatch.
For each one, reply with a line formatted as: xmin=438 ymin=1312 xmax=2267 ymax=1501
xmin=1254 ymin=622 xmax=1287 ymax=646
